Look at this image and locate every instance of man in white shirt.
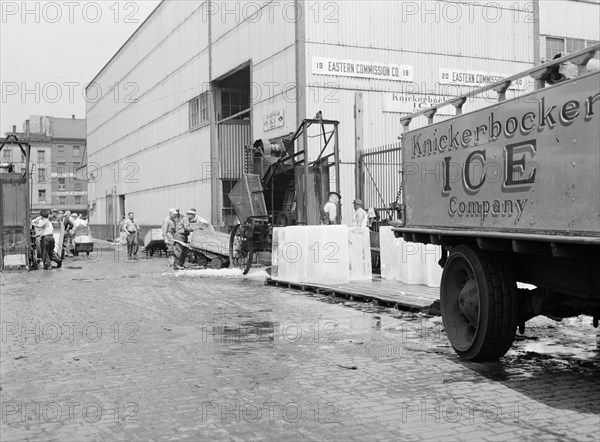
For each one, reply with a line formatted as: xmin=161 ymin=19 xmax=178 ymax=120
xmin=122 ymin=212 xmax=140 ymax=259
xmin=162 ymin=208 xmax=179 ymax=265
xmin=352 ymin=199 xmax=368 ymax=228
xmin=322 ymin=192 xmax=341 ymax=225
xmin=32 ymin=209 xmax=62 ymax=270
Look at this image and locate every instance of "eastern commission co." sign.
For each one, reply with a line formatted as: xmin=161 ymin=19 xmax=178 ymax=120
xmin=313 ymin=57 xmax=413 ymax=82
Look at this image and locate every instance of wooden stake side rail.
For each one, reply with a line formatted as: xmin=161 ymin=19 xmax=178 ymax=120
xmin=265 ymin=276 xmax=440 ymax=314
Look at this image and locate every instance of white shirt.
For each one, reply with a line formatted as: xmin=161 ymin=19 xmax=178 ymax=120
xmin=353 ymin=207 xmax=368 ymax=228
xmin=35 ymin=218 xmax=53 ymax=236
xmin=323 ymin=201 xmax=337 ymax=223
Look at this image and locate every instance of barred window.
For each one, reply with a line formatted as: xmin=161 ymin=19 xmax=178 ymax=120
xmin=189 ymin=92 xmax=209 ymax=130
xmin=221 ymin=89 xmax=250 ymax=119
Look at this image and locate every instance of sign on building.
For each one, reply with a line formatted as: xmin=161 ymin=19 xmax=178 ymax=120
xmin=383 ymin=93 xmax=454 ymax=115
xmin=264 ymin=109 xmax=285 ymax=131
xmin=51 ymin=191 xmax=87 ymax=196
xmin=439 ymin=68 xmax=527 ymax=90
xmin=313 ymin=57 xmax=413 ymax=82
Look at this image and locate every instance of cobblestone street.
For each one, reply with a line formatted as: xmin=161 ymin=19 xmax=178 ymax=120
xmin=1 ymin=251 xmax=599 ymax=441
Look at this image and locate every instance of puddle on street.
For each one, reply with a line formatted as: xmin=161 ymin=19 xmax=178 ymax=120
xmin=204 ymin=321 xmax=277 ymax=344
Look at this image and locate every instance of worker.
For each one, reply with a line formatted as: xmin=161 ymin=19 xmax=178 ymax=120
xmin=122 ymin=212 xmax=140 ymax=260
xmin=188 ymin=208 xmax=213 ymax=230
xmin=322 ymin=191 xmax=341 ymax=225
xmin=49 ymin=208 xmax=59 ymax=222
xmin=72 ymin=213 xmax=82 ymax=229
xmin=162 ymin=208 xmax=178 ymax=265
xmin=172 ymin=209 xmax=195 ymax=270
xmin=62 ymin=211 xmax=74 ymax=257
xmin=352 ymin=199 xmax=368 ymax=228
xmin=32 ymin=209 xmax=62 ymax=270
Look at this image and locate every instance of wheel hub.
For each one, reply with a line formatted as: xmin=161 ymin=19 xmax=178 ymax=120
xmin=458 ymin=278 xmax=479 ymax=325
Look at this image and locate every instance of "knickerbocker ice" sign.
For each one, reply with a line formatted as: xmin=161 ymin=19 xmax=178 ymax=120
xmin=312 ymin=57 xmax=413 ymax=82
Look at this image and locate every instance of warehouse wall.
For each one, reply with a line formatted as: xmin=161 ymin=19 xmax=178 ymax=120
xmin=540 ymin=0 xmax=600 ymax=41
xmin=209 ymin=1 xmax=298 ymax=147
xmin=86 ymin=1 xmax=212 ymax=228
xmin=303 ymin=0 xmax=535 ymax=222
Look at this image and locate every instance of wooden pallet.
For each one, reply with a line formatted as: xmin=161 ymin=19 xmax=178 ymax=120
xmin=265 ymin=275 xmax=440 ymax=313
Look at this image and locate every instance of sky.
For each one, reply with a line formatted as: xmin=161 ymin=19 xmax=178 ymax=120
xmin=0 ymin=0 xmax=162 ymax=134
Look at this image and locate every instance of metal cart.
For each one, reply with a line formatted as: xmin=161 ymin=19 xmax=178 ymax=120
xmin=228 ymin=174 xmax=271 ymax=275
xmin=71 ymin=225 xmax=94 ymax=256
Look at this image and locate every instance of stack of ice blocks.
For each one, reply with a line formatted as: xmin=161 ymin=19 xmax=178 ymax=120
xmin=379 ymin=226 xmax=442 ymax=287
xmin=272 ymin=225 xmax=372 ymax=284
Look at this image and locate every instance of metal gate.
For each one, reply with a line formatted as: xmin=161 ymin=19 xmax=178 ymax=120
xmin=358 ymin=141 xmax=402 ymax=221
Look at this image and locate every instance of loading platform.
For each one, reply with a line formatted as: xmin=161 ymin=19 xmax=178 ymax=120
xmin=265 ymin=276 xmax=440 ymax=314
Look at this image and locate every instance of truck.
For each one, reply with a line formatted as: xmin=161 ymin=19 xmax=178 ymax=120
xmin=394 ymin=45 xmax=600 ymax=361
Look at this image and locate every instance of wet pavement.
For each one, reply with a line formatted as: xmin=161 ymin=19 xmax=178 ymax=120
xmin=1 ymin=250 xmax=599 ymax=441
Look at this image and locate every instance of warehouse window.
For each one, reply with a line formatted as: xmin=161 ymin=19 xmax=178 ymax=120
xmin=75 ymin=196 xmax=82 ymax=205
xmin=59 ymin=196 xmax=66 ymax=205
xmin=222 ymin=179 xmax=238 ymax=225
xmin=189 ymin=93 xmax=209 ymax=130
xmin=566 ymin=38 xmax=586 ymax=54
xmin=545 ymin=37 xmax=565 ymax=60
xmin=58 ymin=178 xmax=66 ymax=190
xmin=221 ymin=89 xmax=250 ymax=120
xmin=38 ymin=190 xmax=46 ymax=204
xmin=38 ymin=168 xmax=46 ymax=182
xmin=546 ymin=36 xmax=599 ymax=61
xmin=38 ymin=150 xmax=45 ymax=163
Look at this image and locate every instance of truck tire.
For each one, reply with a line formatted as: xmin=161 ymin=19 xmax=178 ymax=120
xmin=440 ymin=245 xmax=518 ymax=361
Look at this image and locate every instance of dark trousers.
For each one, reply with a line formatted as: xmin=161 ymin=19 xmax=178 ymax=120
xmin=40 ymin=235 xmax=61 ymax=269
xmin=173 ymin=233 xmax=189 ymax=267
xmin=127 ymin=232 xmax=139 ymax=257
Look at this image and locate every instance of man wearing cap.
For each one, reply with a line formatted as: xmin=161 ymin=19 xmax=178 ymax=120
xmin=172 ymin=209 xmax=196 ymax=270
xmin=32 ymin=209 xmax=62 ymax=270
xmin=352 ymin=199 xmax=368 ymax=228
xmin=323 ymin=191 xmax=341 ymax=225
xmin=162 ymin=208 xmax=179 ymax=265
xmin=49 ymin=208 xmax=59 ymax=222
xmin=123 ymin=212 xmax=140 ymax=260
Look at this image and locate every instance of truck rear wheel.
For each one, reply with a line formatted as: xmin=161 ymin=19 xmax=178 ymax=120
xmin=440 ymin=245 xmax=518 ymax=361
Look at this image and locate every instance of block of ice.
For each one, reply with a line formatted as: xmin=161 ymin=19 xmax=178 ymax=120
xmin=379 ymin=226 xmax=402 ymax=280
xmin=304 ymin=225 xmax=350 ymax=285
xmin=272 ymin=226 xmax=350 ymax=285
xmin=348 ymin=227 xmax=372 ymax=281
xmin=379 ymin=227 xmax=442 ymax=287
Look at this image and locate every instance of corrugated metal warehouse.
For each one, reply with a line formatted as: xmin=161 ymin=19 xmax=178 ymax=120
xmin=86 ymin=0 xmax=599 ymax=237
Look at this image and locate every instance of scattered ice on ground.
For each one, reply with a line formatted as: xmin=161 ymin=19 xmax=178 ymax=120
xmin=174 ymin=267 xmax=269 ymax=279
